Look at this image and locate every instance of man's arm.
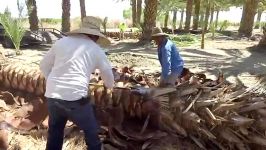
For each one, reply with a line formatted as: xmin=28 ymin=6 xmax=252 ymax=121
xmin=40 ymin=47 xmax=55 ymax=79
xmin=96 ymin=51 xmax=114 ymax=88
xmin=161 ymin=45 xmax=172 ymax=78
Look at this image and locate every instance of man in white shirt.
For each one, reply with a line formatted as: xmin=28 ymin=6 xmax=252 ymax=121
xmin=40 ymin=16 xmax=114 ymax=150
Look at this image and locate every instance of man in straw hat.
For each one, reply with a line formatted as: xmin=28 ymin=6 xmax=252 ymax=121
xmin=40 ymin=16 xmax=114 ymax=150
xmin=151 ymin=27 xmax=184 ymax=87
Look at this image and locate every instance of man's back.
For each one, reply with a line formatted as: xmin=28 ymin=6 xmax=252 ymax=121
xmin=40 ymin=35 xmax=114 ymax=101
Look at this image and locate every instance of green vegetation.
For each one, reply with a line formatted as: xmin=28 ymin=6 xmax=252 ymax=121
xmin=170 ymin=34 xmax=198 ymax=47
xmin=123 ymin=8 xmax=132 ymax=20
xmin=0 ymin=8 xmax=25 ymax=54
xmin=218 ymin=20 xmax=230 ymax=31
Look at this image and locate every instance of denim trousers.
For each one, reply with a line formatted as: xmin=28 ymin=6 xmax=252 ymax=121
xmin=45 ymin=98 xmax=101 ymax=150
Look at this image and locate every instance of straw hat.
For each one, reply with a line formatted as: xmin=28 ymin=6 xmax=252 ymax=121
xmin=66 ymin=16 xmax=111 ymax=47
xmin=151 ymin=27 xmax=168 ymax=37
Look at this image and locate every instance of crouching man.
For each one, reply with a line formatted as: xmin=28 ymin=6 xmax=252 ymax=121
xmin=151 ymin=27 xmax=184 ymax=87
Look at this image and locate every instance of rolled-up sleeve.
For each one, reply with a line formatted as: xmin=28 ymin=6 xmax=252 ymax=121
xmin=40 ymin=47 xmax=55 ymax=79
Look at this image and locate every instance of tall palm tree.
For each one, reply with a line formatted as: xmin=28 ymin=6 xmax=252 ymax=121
xmin=184 ymin=0 xmax=193 ymax=32
xmin=62 ymin=0 xmax=71 ymax=32
xmin=179 ymin=8 xmax=185 ymax=29
xmin=141 ymin=0 xmax=158 ymax=41
xmin=172 ymin=10 xmax=177 ymax=30
xmin=131 ymin=0 xmax=137 ymax=27
xmin=204 ymin=0 xmax=211 ymax=30
xmin=136 ymin=0 xmax=142 ymax=25
xmin=192 ymin=0 xmax=201 ymax=30
xmin=238 ymin=0 xmax=259 ymax=37
xmin=79 ymin=0 xmax=86 ymax=21
xmin=26 ymin=0 xmax=39 ymax=31
xmin=164 ymin=11 xmax=169 ymax=28
xmin=209 ymin=2 xmax=215 ymax=29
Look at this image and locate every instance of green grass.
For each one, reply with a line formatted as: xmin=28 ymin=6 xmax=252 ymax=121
xmin=169 ymin=34 xmax=198 ymax=47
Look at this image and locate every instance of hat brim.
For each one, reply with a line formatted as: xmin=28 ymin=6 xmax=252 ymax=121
xmin=152 ymin=32 xmax=168 ymax=36
xmin=66 ymin=28 xmax=111 ymax=47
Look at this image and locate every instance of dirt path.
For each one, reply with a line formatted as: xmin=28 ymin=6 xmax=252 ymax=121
xmin=107 ymin=38 xmax=266 ymax=86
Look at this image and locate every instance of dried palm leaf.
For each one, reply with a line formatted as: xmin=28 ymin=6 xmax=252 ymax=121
xmin=229 ymin=114 xmax=254 ymax=126
xmin=220 ymin=128 xmax=243 ymax=143
xmin=249 ymin=135 xmax=266 ymax=146
xmin=239 ymin=101 xmax=266 ymax=113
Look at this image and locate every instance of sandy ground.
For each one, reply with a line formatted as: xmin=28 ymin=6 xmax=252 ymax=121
xmin=1 ymin=35 xmax=265 ymax=87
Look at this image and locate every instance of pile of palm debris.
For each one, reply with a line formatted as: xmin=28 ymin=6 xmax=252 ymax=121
xmin=0 ymin=64 xmax=266 ymax=150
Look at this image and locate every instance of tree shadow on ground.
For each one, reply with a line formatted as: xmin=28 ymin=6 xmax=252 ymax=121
xmin=182 ymin=45 xmax=266 ymax=78
xmin=113 ymin=42 xmax=266 ymax=79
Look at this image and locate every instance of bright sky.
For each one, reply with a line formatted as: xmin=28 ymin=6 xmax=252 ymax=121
xmin=0 ymin=0 xmax=130 ymax=20
xmin=0 ymin=0 xmax=265 ymax=22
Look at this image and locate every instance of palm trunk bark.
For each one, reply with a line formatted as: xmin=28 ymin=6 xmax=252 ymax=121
xmin=238 ymin=0 xmax=259 ymax=37
xmin=26 ymin=0 xmax=39 ymax=31
xmin=255 ymin=9 xmax=263 ymax=29
xmin=136 ymin=0 xmax=142 ymax=25
xmin=199 ymin=12 xmax=204 ymax=28
xmin=164 ymin=12 xmax=169 ymax=28
xmin=215 ymin=9 xmax=220 ymax=28
xmin=131 ymin=0 xmax=137 ymax=27
xmin=141 ymin=0 xmax=158 ymax=41
xmin=62 ymin=0 xmax=71 ymax=32
xmin=202 ymin=0 xmax=210 ymax=49
xmin=173 ymin=10 xmax=177 ymax=30
xmin=79 ymin=0 xmax=86 ymax=21
xmin=193 ymin=0 xmax=201 ymax=30
xmin=204 ymin=1 xmax=211 ymax=31
xmin=184 ymin=0 xmax=193 ymax=32
xmin=209 ymin=3 xmax=214 ymax=28
xmin=179 ymin=9 xmax=185 ymax=29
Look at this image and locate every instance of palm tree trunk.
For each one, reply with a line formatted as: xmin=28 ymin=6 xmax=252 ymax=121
xmin=164 ymin=12 xmax=169 ymax=28
xmin=193 ymin=0 xmax=201 ymax=30
xmin=200 ymin=12 xmax=204 ymax=28
xmin=238 ymin=0 xmax=259 ymax=37
xmin=79 ymin=0 xmax=86 ymax=21
xmin=141 ymin=0 xmax=158 ymax=41
xmin=204 ymin=1 xmax=211 ymax=31
xmin=255 ymin=9 xmax=263 ymax=29
xmin=173 ymin=10 xmax=177 ymax=30
xmin=215 ymin=9 xmax=220 ymax=28
xmin=26 ymin=0 xmax=39 ymax=31
xmin=62 ymin=0 xmax=71 ymax=32
xmin=136 ymin=0 xmax=142 ymax=25
xmin=209 ymin=3 xmax=214 ymax=28
xmin=202 ymin=0 xmax=210 ymax=49
xmin=179 ymin=9 xmax=185 ymax=29
xmin=184 ymin=0 xmax=193 ymax=32
xmin=131 ymin=0 xmax=137 ymax=27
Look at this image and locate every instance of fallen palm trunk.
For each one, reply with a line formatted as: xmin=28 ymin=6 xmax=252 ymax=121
xmin=0 ymin=64 xmax=266 ymax=150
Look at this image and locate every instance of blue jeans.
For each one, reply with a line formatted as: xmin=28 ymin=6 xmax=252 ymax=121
xmin=46 ymin=98 xmax=101 ymax=150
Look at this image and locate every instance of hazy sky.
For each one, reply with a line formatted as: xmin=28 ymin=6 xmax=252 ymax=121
xmin=0 ymin=0 xmax=265 ymax=22
xmin=0 ymin=0 xmax=130 ymax=19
